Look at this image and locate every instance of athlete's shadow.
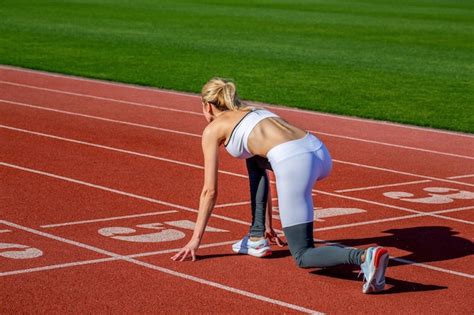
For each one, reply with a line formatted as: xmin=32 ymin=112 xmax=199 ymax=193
xmin=327 ymin=226 xmax=474 ymax=266
xmin=310 ymin=266 xmax=447 ymax=294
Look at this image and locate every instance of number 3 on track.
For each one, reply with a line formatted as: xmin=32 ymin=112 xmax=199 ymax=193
xmin=383 ymin=187 xmax=474 ymax=204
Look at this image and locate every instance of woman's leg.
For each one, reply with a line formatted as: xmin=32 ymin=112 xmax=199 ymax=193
xmin=284 ymin=222 xmax=364 ymax=268
xmin=273 ymin=146 xmax=363 ymax=268
xmin=246 ymin=156 xmax=271 ymax=238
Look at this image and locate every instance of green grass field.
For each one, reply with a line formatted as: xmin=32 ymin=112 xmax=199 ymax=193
xmin=1 ymin=0 xmax=473 ymax=133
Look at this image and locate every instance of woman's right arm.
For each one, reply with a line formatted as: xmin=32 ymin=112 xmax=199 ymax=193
xmin=171 ymin=125 xmax=220 ymax=261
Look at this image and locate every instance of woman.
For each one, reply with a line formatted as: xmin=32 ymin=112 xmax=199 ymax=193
xmin=171 ymin=78 xmax=389 ymax=293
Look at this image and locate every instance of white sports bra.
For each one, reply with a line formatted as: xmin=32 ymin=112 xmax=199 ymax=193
xmin=224 ymin=108 xmax=279 ymax=159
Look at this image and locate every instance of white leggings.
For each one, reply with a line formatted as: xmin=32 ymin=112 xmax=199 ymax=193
xmin=267 ymin=133 xmax=332 ymax=228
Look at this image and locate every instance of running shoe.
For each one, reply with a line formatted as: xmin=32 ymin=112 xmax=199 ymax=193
xmin=232 ymin=236 xmax=272 ymax=258
xmin=359 ymin=246 xmax=389 ymax=294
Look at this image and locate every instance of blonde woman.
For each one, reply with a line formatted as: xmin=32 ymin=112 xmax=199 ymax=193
xmin=171 ymin=78 xmax=389 ymax=293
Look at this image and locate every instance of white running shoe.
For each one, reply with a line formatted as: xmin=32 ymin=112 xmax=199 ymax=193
xmin=359 ymin=246 xmax=389 ymax=294
xmin=232 ymin=236 xmax=272 ymax=258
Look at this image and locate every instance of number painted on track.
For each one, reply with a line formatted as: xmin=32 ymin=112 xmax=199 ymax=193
xmin=98 ymin=223 xmax=185 ymax=243
xmin=0 ymin=243 xmax=43 ymax=259
xmin=383 ymin=187 xmax=474 ymax=204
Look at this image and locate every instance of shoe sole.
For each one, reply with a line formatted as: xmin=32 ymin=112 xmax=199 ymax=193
xmin=232 ymin=246 xmax=272 ymax=258
xmin=363 ymin=248 xmax=389 ymax=294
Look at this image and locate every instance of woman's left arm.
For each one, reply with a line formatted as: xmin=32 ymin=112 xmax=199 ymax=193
xmin=171 ymin=126 xmax=220 ymax=262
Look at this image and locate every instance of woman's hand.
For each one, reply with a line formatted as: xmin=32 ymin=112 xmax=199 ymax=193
xmin=265 ymin=228 xmax=286 ymax=247
xmin=171 ymin=238 xmax=200 ymax=262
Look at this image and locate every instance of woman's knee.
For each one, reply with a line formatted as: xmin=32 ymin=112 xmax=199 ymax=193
xmin=291 ymin=249 xmax=310 ymax=269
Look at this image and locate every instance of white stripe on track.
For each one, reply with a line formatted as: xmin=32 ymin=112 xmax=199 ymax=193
xmin=0 ymin=162 xmax=250 ymax=227
xmin=40 ymin=210 xmax=178 ymax=228
xmin=312 ymin=130 xmax=474 ymax=161
xmin=1 ymin=126 xmax=471 ymax=225
xmin=390 ymin=256 xmax=474 ymax=279
xmin=0 ymin=99 xmax=202 ymax=138
xmin=314 ymin=206 xmax=474 ymax=232
xmin=0 ymin=124 xmax=245 ymax=179
xmin=0 ymin=220 xmax=322 ymax=314
xmin=1 ymin=80 xmax=473 ymax=160
xmin=333 ymin=159 xmax=474 ymax=188
xmin=0 ymin=80 xmax=202 ymax=116
xmin=335 ymin=179 xmax=432 ymax=193
xmin=2 ymin=163 xmax=471 ymax=279
xmin=1 ymin=64 xmax=473 ymax=139
xmin=0 ymin=240 xmax=239 ymax=277
xmin=313 ymin=190 xmax=473 ymax=225
xmin=1 ymin=100 xmax=472 ymax=188
xmin=447 ymin=174 xmax=474 ymax=179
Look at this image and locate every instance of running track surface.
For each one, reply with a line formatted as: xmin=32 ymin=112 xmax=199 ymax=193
xmin=1 ymin=65 xmax=473 ymax=314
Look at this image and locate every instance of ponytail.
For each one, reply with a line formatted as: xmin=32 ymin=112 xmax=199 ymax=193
xmin=201 ymin=77 xmax=242 ymax=111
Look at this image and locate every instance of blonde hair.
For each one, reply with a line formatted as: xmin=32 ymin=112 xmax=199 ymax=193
xmin=201 ymin=77 xmax=243 ymax=111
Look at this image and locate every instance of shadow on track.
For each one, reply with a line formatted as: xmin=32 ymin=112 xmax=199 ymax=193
xmin=326 ymin=226 xmax=474 ymax=266
xmin=310 ymin=265 xmax=447 ymax=294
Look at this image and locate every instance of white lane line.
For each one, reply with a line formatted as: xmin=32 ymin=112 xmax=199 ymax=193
xmin=0 ymin=239 xmax=239 ymax=277
xmin=0 ymin=229 xmax=11 ymax=233
xmin=313 ymin=189 xmax=473 ymax=225
xmin=0 ymin=80 xmax=202 ymax=116
xmin=0 ymin=99 xmax=202 ymax=138
xmin=0 ymin=124 xmax=246 ymax=179
xmin=390 ymin=256 xmax=474 ymax=279
xmin=332 ymin=159 xmax=474 ymax=188
xmin=40 ymin=210 xmax=178 ymax=228
xmin=0 ymin=220 xmax=322 ymax=314
xmin=335 ymin=179 xmax=432 ymax=193
xmin=2 ymin=64 xmax=473 ymax=139
xmin=1 ymin=127 xmax=471 ymax=225
xmin=314 ymin=206 xmax=474 ymax=232
xmin=2 ymin=80 xmax=474 ymax=161
xmin=312 ymin=130 xmax=474 ymax=161
xmin=447 ymin=174 xmax=474 ymax=179
xmin=3 ymin=161 xmax=473 ymax=259
xmin=432 ymin=205 xmax=474 ymax=215
xmin=2 ymin=163 xmax=472 ymax=278
xmin=2 ymin=101 xmax=473 ymax=188
xmin=0 ymin=162 xmax=251 ymax=227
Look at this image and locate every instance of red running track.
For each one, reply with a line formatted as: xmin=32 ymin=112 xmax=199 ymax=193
xmin=1 ymin=65 xmax=473 ymax=314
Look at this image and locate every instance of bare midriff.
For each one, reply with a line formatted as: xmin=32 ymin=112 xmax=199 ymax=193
xmin=247 ymin=117 xmax=307 ymax=157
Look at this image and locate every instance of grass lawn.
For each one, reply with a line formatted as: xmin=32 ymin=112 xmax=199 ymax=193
xmin=1 ymin=0 xmax=473 ymax=133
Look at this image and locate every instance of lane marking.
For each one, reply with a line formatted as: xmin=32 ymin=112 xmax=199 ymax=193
xmin=0 ymin=80 xmax=202 ymax=116
xmin=2 ymin=79 xmax=473 ymax=161
xmin=314 ymin=206 xmax=474 ymax=232
xmin=0 ymin=124 xmax=246 ymax=179
xmin=0 ymin=162 xmax=251 ymax=227
xmin=447 ymin=174 xmax=474 ymax=179
xmin=1 ymin=132 xmax=472 ymax=226
xmin=40 ymin=210 xmax=178 ymax=228
xmin=390 ymin=256 xmax=474 ymax=279
xmin=333 ymin=159 xmax=474 ymax=188
xmin=313 ymin=190 xmax=474 ymax=225
xmin=335 ymin=179 xmax=432 ymax=193
xmin=0 ymin=230 xmax=11 ymax=233
xmin=0 ymin=240 xmax=240 ymax=277
xmin=2 ymin=162 xmax=472 ymax=278
xmin=0 ymin=220 xmax=322 ymax=314
xmin=0 ymin=99 xmax=202 ymax=138
xmin=2 ymin=161 xmax=471 ymax=245
xmin=2 ymin=64 xmax=473 ymax=139
xmin=3 ymin=102 xmax=473 ymax=188
xmin=0 ymin=243 xmax=43 ymax=259
xmin=312 ymin=130 xmax=474 ymax=161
